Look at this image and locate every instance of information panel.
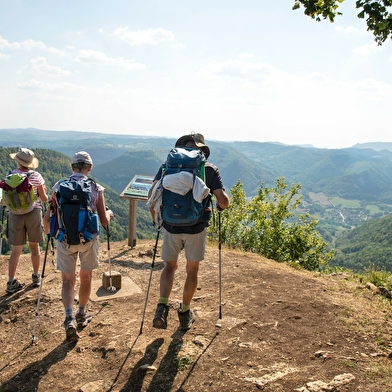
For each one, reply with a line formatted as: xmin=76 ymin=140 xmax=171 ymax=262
xmin=120 ymin=175 xmax=155 ymax=201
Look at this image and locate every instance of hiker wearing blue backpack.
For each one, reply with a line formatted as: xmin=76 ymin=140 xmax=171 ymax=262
xmin=44 ymin=151 xmax=113 ymax=342
xmin=1 ymin=148 xmax=48 ymax=294
xmin=148 ymin=133 xmax=230 ymax=331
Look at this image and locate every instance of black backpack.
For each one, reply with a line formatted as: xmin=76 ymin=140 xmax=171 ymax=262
xmin=50 ymin=177 xmax=99 ymax=245
xmin=161 ymin=147 xmax=211 ymax=226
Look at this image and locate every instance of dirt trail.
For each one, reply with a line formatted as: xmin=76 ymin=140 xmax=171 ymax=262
xmin=1 ymin=239 xmax=391 ymax=391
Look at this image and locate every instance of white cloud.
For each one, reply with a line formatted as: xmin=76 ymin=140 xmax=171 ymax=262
xmin=112 ymin=27 xmax=175 ymax=46
xmin=335 ymin=25 xmax=361 ymax=35
xmin=76 ymin=49 xmax=146 ymax=70
xmin=198 ymin=60 xmax=281 ymax=83
xmin=354 ymin=78 xmax=392 ymax=100
xmin=238 ymin=53 xmax=254 ymax=58
xmin=24 ymin=57 xmax=71 ymax=76
xmin=0 ymin=35 xmax=20 ymax=49
xmin=306 ymin=72 xmax=330 ymax=83
xmin=0 ymin=53 xmax=11 ymax=59
xmin=0 ymin=35 xmax=67 ymax=56
xmin=16 ymin=79 xmax=114 ymax=98
xmin=17 ymin=79 xmax=87 ymax=94
xmin=352 ymin=43 xmax=379 ymax=55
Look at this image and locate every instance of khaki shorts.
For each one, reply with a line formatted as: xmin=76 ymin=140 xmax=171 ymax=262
xmin=161 ymin=228 xmax=207 ymax=262
xmin=7 ymin=209 xmax=45 ymax=245
xmin=56 ymin=237 xmax=99 ymax=273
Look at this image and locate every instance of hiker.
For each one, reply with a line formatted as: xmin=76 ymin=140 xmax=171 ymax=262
xmin=44 ymin=151 xmax=113 ymax=341
xmin=148 ymin=133 xmax=230 ymax=330
xmin=3 ymin=148 xmax=48 ymax=294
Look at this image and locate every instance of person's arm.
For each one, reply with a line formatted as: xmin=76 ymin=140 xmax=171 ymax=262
xmin=43 ymin=207 xmax=50 ymax=235
xmin=97 ymin=190 xmax=113 ymax=228
xmin=213 ymin=188 xmax=230 ymax=211
xmin=148 ymin=180 xmax=159 ymax=199
xmin=206 ymin=164 xmax=230 ymax=211
xmin=147 ymin=180 xmax=159 ymax=221
xmin=37 ymin=184 xmax=48 ymax=203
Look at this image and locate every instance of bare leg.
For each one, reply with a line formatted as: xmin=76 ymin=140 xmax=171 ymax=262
xmin=78 ymin=269 xmax=92 ymax=307
xmin=62 ymin=272 xmax=76 ymax=309
xmin=183 ymin=261 xmax=199 ymax=306
xmin=28 ymin=242 xmax=40 ymax=275
xmin=8 ymin=245 xmax=23 ymax=278
xmin=159 ymin=260 xmax=178 ymax=299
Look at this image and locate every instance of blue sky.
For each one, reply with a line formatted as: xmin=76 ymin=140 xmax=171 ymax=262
xmin=0 ymin=0 xmax=391 ymax=148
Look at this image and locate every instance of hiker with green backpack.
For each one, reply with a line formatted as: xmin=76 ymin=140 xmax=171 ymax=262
xmin=147 ymin=133 xmax=230 ymax=331
xmin=0 ymin=148 xmax=48 ymax=294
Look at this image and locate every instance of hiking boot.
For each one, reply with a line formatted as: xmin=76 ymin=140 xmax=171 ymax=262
xmin=75 ymin=311 xmax=92 ymax=328
xmin=6 ymin=279 xmax=25 ymax=294
xmin=64 ymin=316 xmax=79 ymax=342
xmin=32 ymin=273 xmax=41 ymax=287
xmin=178 ymin=308 xmax=195 ymax=331
xmin=153 ymin=303 xmax=169 ymax=329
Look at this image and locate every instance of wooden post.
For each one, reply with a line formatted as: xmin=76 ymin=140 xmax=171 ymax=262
xmin=128 ymin=199 xmax=137 ymax=248
xmin=120 ymin=174 xmax=155 ymax=249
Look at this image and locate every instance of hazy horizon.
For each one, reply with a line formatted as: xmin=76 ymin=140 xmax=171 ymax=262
xmin=2 ymin=2 xmax=391 ymax=149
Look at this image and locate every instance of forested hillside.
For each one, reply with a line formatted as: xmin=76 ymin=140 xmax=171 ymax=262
xmin=3 ymin=129 xmax=392 ymax=272
xmin=333 ymin=213 xmax=392 ymax=272
xmin=0 ymin=148 xmax=154 ymax=253
xmin=3 ymin=129 xmax=392 ymax=202
xmin=229 ymin=141 xmax=392 ymax=202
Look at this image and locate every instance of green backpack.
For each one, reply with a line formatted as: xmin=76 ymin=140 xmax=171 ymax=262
xmin=0 ymin=171 xmax=36 ymax=215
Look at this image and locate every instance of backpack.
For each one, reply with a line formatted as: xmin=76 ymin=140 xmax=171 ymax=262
xmin=0 ymin=171 xmax=36 ymax=215
xmin=50 ymin=177 xmax=99 ymax=245
xmin=161 ymin=147 xmax=211 ymax=226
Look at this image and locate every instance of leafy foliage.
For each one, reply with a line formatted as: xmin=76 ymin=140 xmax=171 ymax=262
xmin=357 ymin=0 xmax=392 ymax=45
xmin=210 ymin=178 xmax=333 ymax=271
xmin=333 ymin=213 xmax=392 ymax=272
xmin=362 ymin=265 xmax=392 ymax=290
xmin=292 ymin=0 xmax=343 ymax=22
xmin=293 ymin=0 xmax=392 ymax=45
xmin=4 ymin=132 xmax=392 ymax=274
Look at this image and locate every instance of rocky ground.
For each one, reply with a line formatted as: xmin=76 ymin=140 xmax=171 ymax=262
xmin=1 ymin=237 xmax=392 ymax=392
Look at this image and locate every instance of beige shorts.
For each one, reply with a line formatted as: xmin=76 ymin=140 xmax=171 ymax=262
xmin=56 ymin=237 xmax=99 ymax=273
xmin=7 ymin=209 xmax=45 ymax=245
xmin=161 ymin=228 xmax=207 ymax=262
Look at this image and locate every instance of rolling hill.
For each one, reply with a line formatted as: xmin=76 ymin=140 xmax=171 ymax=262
xmin=3 ymin=128 xmax=392 ymax=271
xmin=332 ymin=212 xmax=392 ymax=272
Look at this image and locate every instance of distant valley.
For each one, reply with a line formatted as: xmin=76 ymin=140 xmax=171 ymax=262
xmin=2 ymin=128 xmax=392 ymax=271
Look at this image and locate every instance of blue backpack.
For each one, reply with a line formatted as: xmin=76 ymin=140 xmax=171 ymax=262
xmin=50 ymin=177 xmax=99 ymax=245
xmin=161 ymin=147 xmax=211 ymax=226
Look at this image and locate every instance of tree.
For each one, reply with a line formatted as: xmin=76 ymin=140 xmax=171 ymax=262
xmin=210 ymin=178 xmax=333 ymax=271
xmin=293 ymin=0 xmax=392 ymax=45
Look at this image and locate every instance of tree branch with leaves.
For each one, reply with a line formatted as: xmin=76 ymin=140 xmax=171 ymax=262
xmin=210 ymin=178 xmax=333 ymax=271
xmin=293 ymin=0 xmax=392 ymax=45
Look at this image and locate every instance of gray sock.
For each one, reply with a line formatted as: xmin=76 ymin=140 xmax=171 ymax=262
xmin=65 ymin=307 xmax=73 ymax=318
xmin=78 ymin=305 xmax=86 ymax=315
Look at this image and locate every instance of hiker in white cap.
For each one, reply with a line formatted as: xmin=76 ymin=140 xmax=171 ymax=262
xmin=45 ymin=151 xmax=113 ymax=341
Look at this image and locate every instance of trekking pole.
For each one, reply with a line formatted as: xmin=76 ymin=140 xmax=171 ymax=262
xmin=31 ymin=234 xmax=50 ymax=341
xmin=0 ymin=204 xmax=5 ymax=257
xmin=139 ymin=226 xmax=160 ymax=335
xmin=105 ymin=223 xmax=116 ymax=292
xmin=50 ymin=236 xmax=56 ymax=266
xmin=216 ymin=209 xmax=223 ymax=327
